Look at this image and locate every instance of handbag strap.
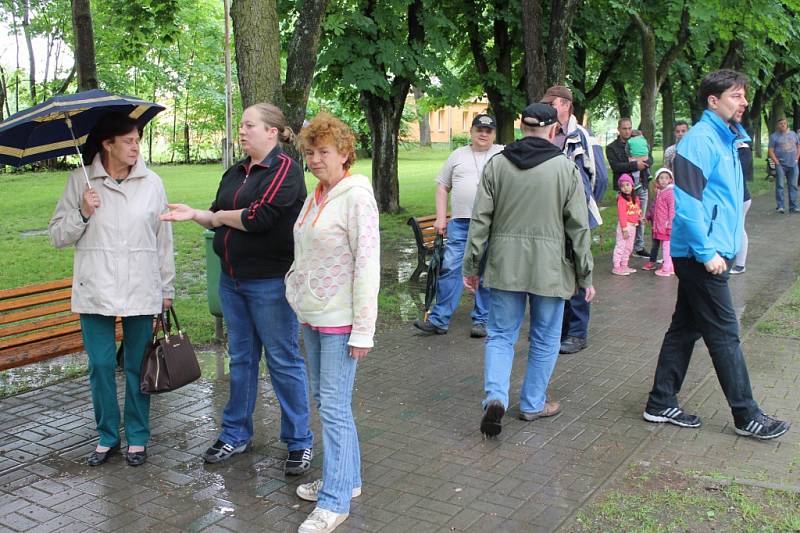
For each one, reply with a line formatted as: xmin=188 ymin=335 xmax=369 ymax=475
xmin=166 ymin=306 xmax=183 ymax=335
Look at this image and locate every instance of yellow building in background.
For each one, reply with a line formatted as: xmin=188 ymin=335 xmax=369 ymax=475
xmin=404 ymin=96 xmax=521 ymax=143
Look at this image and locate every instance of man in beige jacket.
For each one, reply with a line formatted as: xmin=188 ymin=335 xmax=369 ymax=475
xmin=463 ymin=103 xmax=595 ymax=437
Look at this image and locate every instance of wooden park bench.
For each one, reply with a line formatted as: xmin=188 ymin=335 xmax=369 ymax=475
xmin=0 ymin=279 xmax=121 ymax=371
xmin=406 ymin=213 xmax=450 ymax=281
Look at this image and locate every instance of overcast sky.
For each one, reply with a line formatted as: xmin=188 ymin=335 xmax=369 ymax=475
xmin=0 ymin=22 xmax=73 ymax=79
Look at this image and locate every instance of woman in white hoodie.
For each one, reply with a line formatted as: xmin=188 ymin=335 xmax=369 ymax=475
xmin=288 ymin=114 xmax=380 ymax=533
xmin=49 ymin=112 xmax=175 ymax=468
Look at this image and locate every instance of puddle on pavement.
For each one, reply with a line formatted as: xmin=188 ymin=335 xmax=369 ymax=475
xmin=0 ymin=353 xmax=89 ymax=397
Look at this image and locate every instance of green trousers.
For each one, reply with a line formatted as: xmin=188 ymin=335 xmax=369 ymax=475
xmin=80 ymin=314 xmax=153 ymax=447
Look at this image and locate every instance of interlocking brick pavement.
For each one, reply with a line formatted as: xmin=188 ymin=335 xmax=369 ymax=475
xmin=0 ymin=194 xmax=798 ymax=532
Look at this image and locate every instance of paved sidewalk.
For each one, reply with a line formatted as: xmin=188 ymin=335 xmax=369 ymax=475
xmin=0 ymin=194 xmax=798 ymax=532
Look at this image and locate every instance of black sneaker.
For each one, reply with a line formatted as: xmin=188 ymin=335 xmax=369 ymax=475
xmin=285 ymin=447 xmax=313 ymax=475
xmin=777 ymin=207 xmax=785 ymax=214
xmin=730 ymin=265 xmax=746 ymax=275
xmin=643 ymin=407 xmax=701 ymax=428
xmin=734 ymin=413 xmax=790 ymax=440
xmin=413 ymin=318 xmax=447 ymax=335
xmin=634 ymin=248 xmax=651 ymax=258
xmin=470 ymin=323 xmax=487 ymax=338
xmin=559 ymin=336 xmax=587 ymax=354
xmin=202 ymin=439 xmax=251 ymax=463
xmin=480 ymin=400 xmax=504 ymax=438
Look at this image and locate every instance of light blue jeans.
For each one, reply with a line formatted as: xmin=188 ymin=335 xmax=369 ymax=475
xmin=218 ymin=273 xmax=313 ymax=450
xmin=428 ymin=218 xmax=491 ymax=329
xmin=303 ymin=327 xmax=361 ymax=515
xmin=483 ymin=289 xmax=565 ymax=413
xmin=775 ymin=164 xmax=798 ymax=211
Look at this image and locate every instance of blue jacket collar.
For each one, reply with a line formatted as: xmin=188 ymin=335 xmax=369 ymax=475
xmin=702 ymin=109 xmax=750 ymax=144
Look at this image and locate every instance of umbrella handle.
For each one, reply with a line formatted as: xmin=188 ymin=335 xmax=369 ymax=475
xmin=64 ymin=116 xmax=92 ymax=189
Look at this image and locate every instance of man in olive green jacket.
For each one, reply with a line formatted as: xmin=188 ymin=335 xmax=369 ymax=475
xmin=463 ymin=103 xmax=595 ymax=437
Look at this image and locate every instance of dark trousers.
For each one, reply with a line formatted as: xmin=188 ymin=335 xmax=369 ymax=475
xmin=561 ymin=288 xmax=590 ymax=340
xmin=646 ymin=257 xmax=760 ymax=425
xmin=649 ymin=239 xmax=662 ymax=263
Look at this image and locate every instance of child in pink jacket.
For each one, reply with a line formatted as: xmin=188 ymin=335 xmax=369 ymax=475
xmin=612 ymin=174 xmax=642 ymax=275
xmin=648 ymin=168 xmax=676 ymax=276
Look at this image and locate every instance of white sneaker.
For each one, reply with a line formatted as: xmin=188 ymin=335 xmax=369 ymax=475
xmin=296 ymin=479 xmax=362 ymax=502
xmin=298 ymin=507 xmax=348 ymax=533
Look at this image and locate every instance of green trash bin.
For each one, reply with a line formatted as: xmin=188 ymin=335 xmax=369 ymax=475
xmin=204 ymin=229 xmax=222 ymax=317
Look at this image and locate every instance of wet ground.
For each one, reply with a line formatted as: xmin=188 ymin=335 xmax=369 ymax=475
xmin=0 ymin=194 xmax=798 ymax=532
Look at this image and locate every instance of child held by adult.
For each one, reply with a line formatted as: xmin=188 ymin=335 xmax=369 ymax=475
xmin=643 ymin=168 xmax=676 ymax=277
xmin=612 ymin=174 xmax=643 ymax=275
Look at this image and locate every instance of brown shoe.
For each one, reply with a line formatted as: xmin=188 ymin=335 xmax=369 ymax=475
xmin=519 ymin=401 xmax=561 ymax=421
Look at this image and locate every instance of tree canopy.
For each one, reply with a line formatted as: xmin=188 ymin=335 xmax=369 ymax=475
xmin=2 ymin=0 xmax=800 ymax=210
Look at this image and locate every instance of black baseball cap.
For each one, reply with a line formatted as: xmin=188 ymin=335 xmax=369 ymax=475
xmin=521 ymin=103 xmax=558 ymax=127
xmin=471 ymin=114 xmax=497 ymax=129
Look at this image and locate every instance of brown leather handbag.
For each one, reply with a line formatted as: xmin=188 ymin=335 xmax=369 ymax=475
xmin=140 ymin=307 xmax=201 ymax=394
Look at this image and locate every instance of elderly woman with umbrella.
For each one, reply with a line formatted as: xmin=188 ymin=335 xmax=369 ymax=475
xmin=47 ymin=110 xmax=175 ymax=467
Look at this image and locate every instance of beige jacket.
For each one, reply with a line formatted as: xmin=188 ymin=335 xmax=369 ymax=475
xmin=285 ymin=174 xmax=380 ymax=348
xmin=49 ymin=154 xmax=175 ymax=316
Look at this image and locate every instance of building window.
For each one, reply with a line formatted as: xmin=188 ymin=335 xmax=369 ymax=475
xmin=462 ymin=111 xmax=469 ymax=131
xmin=438 ymin=110 xmax=446 ymax=131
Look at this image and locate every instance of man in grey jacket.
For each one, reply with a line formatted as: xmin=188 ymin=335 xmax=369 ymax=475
xmin=463 ymin=103 xmax=595 ymax=437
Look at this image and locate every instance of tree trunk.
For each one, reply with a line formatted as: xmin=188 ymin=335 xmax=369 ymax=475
xmin=768 ymin=92 xmax=785 ymax=133
xmin=230 ymin=0 xmax=282 ymax=108
xmin=412 ymin=87 xmax=431 ymax=147
xmin=521 ymin=0 xmax=546 ymax=103
xmin=660 ymin=80 xmax=674 ymax=149
xmin=21 ymin=0 xmax=36 ymax=102
xmin=282 ymin=0 xmax=330 ymax=132
xmin=171 ymin=93 xmax=179 ymax=163
xmin=632 ymin=9 xmax=689 ymax=150
xmin=0 ymin=65 xmax=8 ymax=119
xmin=71 ymin=0 xmax=98 ymax=91
xmin=793 ymin=99 xmax=800 ymax=132
xmin=362 ymin=92 xmax=405 ymax=213
xmin=572 ymin=35 xmax=586 ymax=122
xmin=546 ymin=0 xmax=579 ymax=86
xmin=612 ymin=80 xmax=631 ymax=118
xmin=746 ymin=87 xmax=764 ymax=157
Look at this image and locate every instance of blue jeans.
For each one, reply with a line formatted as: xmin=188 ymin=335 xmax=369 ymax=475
xmin=634 ymin=185 xmax=648 ymax=251
xmin=483 ymin=289 xmax=565 ymax=413
xmin=303 ymin=327 xmax=361 ymax=514
xmin=218 ymin=273 xmax=313 ymax=450
xmin=561 ymin=288 xmax=590 ymax=340
xmin=775 ymin=164 xmax=798 ymax=211
xmin=646 ymin=258 xmax=760 ymax=425
xmin=428 ymin=218 xmax=491 ymax=330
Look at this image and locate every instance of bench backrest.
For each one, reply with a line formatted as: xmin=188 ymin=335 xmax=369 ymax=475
xmin=407 ymin=214 xmax=450 ymax=251
xmin=0 ymin=279 xmax=120 ymax=370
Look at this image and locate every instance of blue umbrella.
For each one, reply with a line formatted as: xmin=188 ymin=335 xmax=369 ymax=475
xmin=0 ymin=89 xmax=165 ymax=186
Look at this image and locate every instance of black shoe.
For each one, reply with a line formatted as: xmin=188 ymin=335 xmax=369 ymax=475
xmin=643 ymin=407 xmax=701 ymax=428
xmin=634 ymin=248 xmax=651 ymax=258
xmin=413 ymin=318 xmax=447 ymax=335
xmin=480 ymin=400 xmax=505 ymax=438
xmin=734 ymin=413 xmax=790 ymax=440
xmin=559 ymin=336 xmax=587 ymax=354
xmin=125 ymin=447 xmax=147 ymax=467
xmin=203 ymin=439 xmax=251 ymax=464
xmin=470 ymin=323 xmax=487 ymax=338
xmin=87 ymin=443 xmax=120 ymax=466
xmin=285 ymin=448 xmax=313 ymax=475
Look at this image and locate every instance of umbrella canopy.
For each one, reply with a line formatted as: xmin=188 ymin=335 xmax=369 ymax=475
xmin=0 ymin=89 xmax=165 ymax=167
xmin=423 ymin=233 xmax=445 ymax=319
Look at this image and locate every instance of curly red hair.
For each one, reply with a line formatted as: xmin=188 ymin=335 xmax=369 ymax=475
xmin=297 ymin=113 xmax=357 ymax=170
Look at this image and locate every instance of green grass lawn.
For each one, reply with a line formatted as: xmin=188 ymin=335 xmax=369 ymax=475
xmin=0 ymin=146 xmax=777 ymax=346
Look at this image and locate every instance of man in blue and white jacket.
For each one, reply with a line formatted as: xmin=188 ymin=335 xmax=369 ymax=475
xmin=643 ymin=69 xmax=790 ymax=440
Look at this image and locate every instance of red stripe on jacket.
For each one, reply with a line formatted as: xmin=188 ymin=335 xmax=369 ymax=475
xmin=247 ymin=153 xmax=292 ymax=220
